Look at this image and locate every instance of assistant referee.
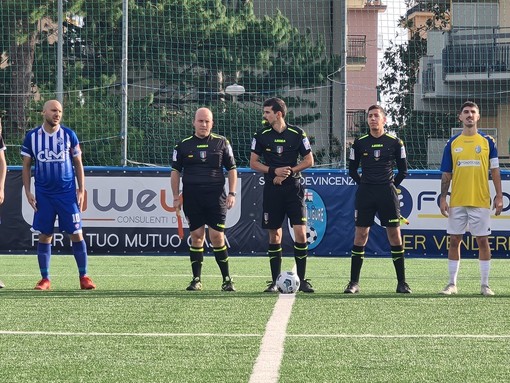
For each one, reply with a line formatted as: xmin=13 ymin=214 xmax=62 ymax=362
xmin=345 ymin=104 xmax=411 ymax=294
xmin=171 ymin=107 xmax=238 ymax=292
xmin=250 ymin=97 xmax=315 ymax=293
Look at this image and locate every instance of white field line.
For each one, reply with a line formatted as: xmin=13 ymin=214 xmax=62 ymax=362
xmin=0 ymin=330 xmax=260 ymax=337
xmin=290 ymin=334 xmax=510 ymax=339
xmin=0 ymin=330 xmax=509 ymax=340
xmin=1 ymin=274 xmax=271 ymax=278
xmin=248 ymin=293 xmax=296 ymax=383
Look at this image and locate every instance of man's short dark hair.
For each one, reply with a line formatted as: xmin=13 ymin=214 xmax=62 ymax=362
xmin=460 ymin=100 xmax=479 ymax=114
xmin=367 ymin=104 xmax=386 ymax=115
xmin=263 ymin=98 xmax=287 ymax=118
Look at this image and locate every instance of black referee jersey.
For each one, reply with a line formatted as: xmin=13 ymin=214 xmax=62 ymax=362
xmin=348 ymin=132 xmax=408 ymax=186
xmin=172 ymin=133 xmax=236 ymax=187
xmin=251 ymin=123 xmax=312 ymax=185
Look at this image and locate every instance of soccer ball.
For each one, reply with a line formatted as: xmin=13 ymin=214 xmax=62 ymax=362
xmin=306 ymin=226 xmax=318 ymax=245
xmin=276 ymin=271 xmax=300 ymax=294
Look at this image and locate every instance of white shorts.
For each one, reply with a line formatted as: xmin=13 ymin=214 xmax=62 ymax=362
xmin=447 ymin=207 xmax=491 ymax=236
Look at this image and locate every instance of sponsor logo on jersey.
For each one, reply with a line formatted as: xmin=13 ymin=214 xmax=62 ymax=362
xmin=456 ymin=159 xmax=481 ymax=167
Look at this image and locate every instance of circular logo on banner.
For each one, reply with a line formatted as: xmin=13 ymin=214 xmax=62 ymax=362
xmin=397 ymin=185 xmax=413 ymax=219
xmin=289 ymin=188 xmax=327 ymax=250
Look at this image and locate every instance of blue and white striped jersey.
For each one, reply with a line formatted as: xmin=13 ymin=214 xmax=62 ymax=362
xmin=21 ymin=125 xmax=81 ymax=194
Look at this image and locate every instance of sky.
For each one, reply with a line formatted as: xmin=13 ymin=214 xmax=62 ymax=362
xmin=377 ymin=0 xmax=409 ymax=109
xmin=379 ymin=0 xmax=408 ymax=49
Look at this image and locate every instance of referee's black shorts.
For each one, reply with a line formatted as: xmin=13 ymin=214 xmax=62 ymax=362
xmin=355 ymin=183 xmax=400 ymax=227
xmin=262 ymin=180 xmax=306 ymax=229
xmin=182 ymin=185 xmax=227 ymax=232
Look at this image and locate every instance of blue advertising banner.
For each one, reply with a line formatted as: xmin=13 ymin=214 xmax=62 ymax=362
xmin=1 ymin=167 xmax=509 ymax=257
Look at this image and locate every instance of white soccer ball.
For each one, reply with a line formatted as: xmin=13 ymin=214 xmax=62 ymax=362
xmin=276 ymin=271 xmax=300 ymax=294
xmin=306 ymin=226 xmax=318 ymax=245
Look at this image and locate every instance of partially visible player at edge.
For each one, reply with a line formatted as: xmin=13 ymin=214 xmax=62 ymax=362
xmin=250 ymin=97 xmax=315 ymax=293
xmin=171 ymin=107 xmax=238 ymax=292
xmin=345 ymin=104 xmax=411 ymax=294
xmin=21 ymin=100 xmax=96 ymax=290
xmin=0 ymin=125 xmax=6 ymax=288
xmin=439 ymin=101 xmax=503 ymax=296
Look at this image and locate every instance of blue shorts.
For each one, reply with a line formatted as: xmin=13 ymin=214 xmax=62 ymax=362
xmin=32 ymin=191 xmax=83 ymax=235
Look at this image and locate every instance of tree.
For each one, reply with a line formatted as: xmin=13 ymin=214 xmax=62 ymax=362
xmin=0 ymin=0 xmax=340 ymax=166
xmin=0 ymin=1 xmax=87 ymax=136
xmin=378 ymin=0 xmax=456 ymax=169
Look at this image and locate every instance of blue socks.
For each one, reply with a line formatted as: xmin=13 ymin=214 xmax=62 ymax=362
xmin=72 ymin=240 xmax=88 ymax=277
xmin=37 ymin=243 xmax=52 ymax=279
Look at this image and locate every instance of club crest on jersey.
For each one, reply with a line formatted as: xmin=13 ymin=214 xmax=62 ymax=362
xmin=373 ymin=149 xmax=381 ymax=160
xmin=200 ymin=151 xmax=207 ymax=161
xmin=264 ymin=213 xmax=269 ymax=225
xmin=475 ymin=145 xmax=481 ymax=153
xmin=276 ymin=146 xmax=283 ymax=155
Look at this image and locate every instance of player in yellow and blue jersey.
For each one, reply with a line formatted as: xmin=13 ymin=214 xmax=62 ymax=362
xmin=439 ymin=101 xmax=503 ymax=296
xmin=21 ymin=100 xmax=96 ymax=290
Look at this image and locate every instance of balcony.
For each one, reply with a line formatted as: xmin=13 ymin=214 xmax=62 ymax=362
xmin=347 ymin=35 xmax=367 ymax=69
xmin=443 ymin=43 xmax=510 ymax=81
xmin=414 ymin=28 xmax=510 ymax=113
xmin=346 ymin=109 xmax=366 ymax=137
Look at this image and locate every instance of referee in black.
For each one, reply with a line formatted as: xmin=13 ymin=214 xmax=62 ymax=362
xmin=250 ymin=98 xmax=315 ymax=293
xmin=345 ymin=104 xmax=411 ymax=294
xmin=171 ymin=107 xmax=238 ymax=291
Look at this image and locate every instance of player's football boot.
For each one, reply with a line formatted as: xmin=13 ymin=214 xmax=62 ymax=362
xmin=264 ymin=281 xmax=278 ymax=293
xmin=0 ymin=279 xmax=5 ymax=288
xmin=80 ymin=275 xmax=96 ymax=290
xmin=439 ymin=283 xmax=457 ymax=295
xmin=396 ymin=281 xmax=412 ymax=294
xmin=343 ymin=281 xmax=360 ymax=294
xmin=186 ymin=277 xmax=202 ymax=291
xmin=299 ymin=279 xmax=315 ymax=293
xmin=221 ymin=276 xmax=236 ymax=292
xmin=480 ymin=285 xmax=495 ymax=296
xmin=34 ymin=278 xmax=51 ymax=290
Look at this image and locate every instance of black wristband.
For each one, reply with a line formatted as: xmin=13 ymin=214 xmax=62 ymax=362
xmin=268 ymin=167 xmax=276 ymax=177
xmin=289 ymin=168 xmax=294 ymax=176
xmin=228 ymin=192 xmax=236 ymax=196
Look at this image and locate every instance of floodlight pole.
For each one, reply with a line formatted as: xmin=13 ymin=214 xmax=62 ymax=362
xmin=120 ymin=0 xmax=129 ymax=166
xmin=56 ymin=0 xmax=64 ymax=104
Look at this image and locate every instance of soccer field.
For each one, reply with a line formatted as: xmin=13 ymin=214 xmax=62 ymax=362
xmin=1 ymin=255 xmax=509 ymax=383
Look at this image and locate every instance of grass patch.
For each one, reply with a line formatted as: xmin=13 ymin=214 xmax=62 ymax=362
xmin=1 ymin=255 xmax=509 ymax=382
